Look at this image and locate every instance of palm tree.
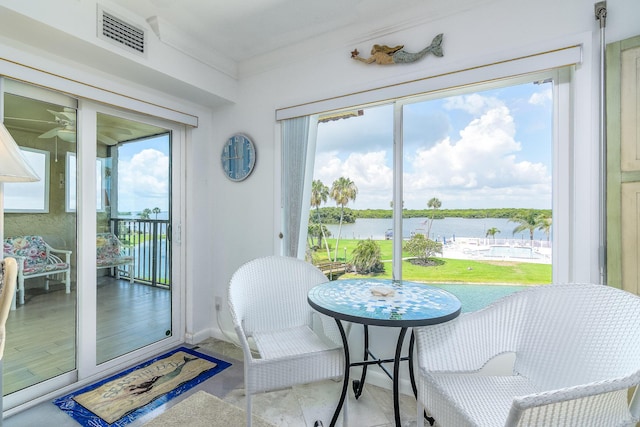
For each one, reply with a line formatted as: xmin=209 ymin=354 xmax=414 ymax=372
xmin=138 ymin=208 xmax=152 ymax=220
xmin=152 ymin=207 xmax=161 ymax=219
xmin=537 ymin=213 xmax=552 ymax=241
xmin=330 ymin=177 xmax=358 ymax=262
xmin=311 ymin=179 xmax=332 ymax=259
xmin=485 ymin=227 xmax=500 ymax=242
xmin=509 ymin=210 xmax=545 ymax=245
xmin=426 ymin=197 xmax=442 ymax=238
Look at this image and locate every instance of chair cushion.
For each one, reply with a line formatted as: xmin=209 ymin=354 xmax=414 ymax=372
xmin=428 ymin=374 xmax=538 ymax=427
xmin=253 ymin=325 xmax=339 ymax=360
xmin=23 ymin=262 xmax=69 ymax=275
xmin=96 ymin=256 xmax=134 ymax=266
xmin=4 ymin=236 xmax=47 ymax=269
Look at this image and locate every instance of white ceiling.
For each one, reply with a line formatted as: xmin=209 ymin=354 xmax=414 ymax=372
xmin=108 ymin=0 xmax=452 ymax=63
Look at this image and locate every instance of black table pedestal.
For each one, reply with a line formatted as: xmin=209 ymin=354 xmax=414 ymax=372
xmin=329 ymin=323 xmax=435 ymax=427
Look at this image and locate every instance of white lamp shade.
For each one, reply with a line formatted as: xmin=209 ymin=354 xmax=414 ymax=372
xmin=0 ymin=123 xmax=39 ymax=182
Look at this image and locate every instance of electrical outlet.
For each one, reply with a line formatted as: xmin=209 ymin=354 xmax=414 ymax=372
xmin=215 ymin=296 xmax=222 ymax=311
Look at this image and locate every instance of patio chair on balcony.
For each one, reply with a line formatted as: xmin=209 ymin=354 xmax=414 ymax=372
xmin=228 ymin=256 xmax=346 ymax=427
xmin=96 ymin=232 xmax=134 ymax=284
xmin=413 ymin=283 xmax=640 ymax=427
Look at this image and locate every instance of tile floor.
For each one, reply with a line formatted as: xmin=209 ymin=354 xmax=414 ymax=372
xmin=4 ymin=338 xmax=422 ymax=427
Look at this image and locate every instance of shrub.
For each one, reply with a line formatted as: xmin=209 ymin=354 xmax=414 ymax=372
xmin=403 ymin=234 xmax=443 ymax=261
xmin=351 ymin=239 xmax=385 ymax=274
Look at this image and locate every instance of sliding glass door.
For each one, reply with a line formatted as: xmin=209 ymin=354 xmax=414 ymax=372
xmin=2 ymin=82 xmax=78 ymax=395
xmin=1 ymin=80 xmax=184 ymax=410
xmin=95 ymin=112 xmax=173 ymax=364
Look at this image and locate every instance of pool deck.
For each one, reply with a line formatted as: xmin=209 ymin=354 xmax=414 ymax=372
xmin=440 ymin=238 xmax=552 ymax=264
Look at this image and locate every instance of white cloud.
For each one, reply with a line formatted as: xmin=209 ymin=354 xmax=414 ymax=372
xmin=443 ymin=93 xmax=503 ymax=115
xmin=529 ymin=88 xmax=552 ymax=106
xmin=314 ymin=92 xmax=552 ymax=210
xmin=404 ymin=101 xmax=550 ymax=208
xmin=118 ymin=148 xmax=169 ymax=212
xmin=314 ymin=150 xmax=393 ymax=208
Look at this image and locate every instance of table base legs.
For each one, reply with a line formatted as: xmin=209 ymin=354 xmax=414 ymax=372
xmin=329 ymin=322 xmax=434 ymax=427
xmin=330 ymin=319 xmax=351 ymax=427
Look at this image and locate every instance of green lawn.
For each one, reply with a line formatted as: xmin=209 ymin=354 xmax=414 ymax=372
xmin=313 ymin=238 xmax=551 ymax=285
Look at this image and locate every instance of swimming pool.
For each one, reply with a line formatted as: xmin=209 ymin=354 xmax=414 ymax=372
xmin=429 ymin=283 xmax=530 ymax=312
xmin=480 ymin=245 xmax=545 ymax=259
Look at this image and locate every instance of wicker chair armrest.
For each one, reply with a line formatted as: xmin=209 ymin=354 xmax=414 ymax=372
xmin=232 ymin=321 xmax=256 ymax=362
xmin=415 ymin=307 xmax=520 ymax=372
xmin=312 ymin=311 xmax=350 ymax=348
xmin=513 ymin=373 xmax=640 ymax=411
xmin=507 ymin=373 xmax=640 ymax=426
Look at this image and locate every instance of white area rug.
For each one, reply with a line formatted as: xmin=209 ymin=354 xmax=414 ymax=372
xmin=143 ymin=390 xmax=275 ymax=427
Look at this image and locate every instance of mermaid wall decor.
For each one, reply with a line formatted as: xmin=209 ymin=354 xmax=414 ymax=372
xmin=351 ymin=33 xmax=444 ymax=65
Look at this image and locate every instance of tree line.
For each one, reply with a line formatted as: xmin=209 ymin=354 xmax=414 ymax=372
xmin=309 ymin=177 xmax=553 ymax=266
xmin=312 ymin=207 xmax=551 ymax=223
xmin=137 ymin=207 xmax=163 ymax=219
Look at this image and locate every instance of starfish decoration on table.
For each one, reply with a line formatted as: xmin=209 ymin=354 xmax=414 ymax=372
xmin=350 ymin=49 xmax=359 ymax=58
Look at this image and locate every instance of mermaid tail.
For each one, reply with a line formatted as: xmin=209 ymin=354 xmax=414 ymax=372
xmin=392 ymin=33 xmax=443 ymax=63
xmin=428 ymin=33 xmax=443 ymax=57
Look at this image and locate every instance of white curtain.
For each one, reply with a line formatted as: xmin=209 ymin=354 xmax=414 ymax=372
xmin=281 ymin=116 xmax=318 ymax=258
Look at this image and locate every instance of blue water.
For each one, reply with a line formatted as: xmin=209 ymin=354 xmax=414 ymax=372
xmin=480 ymin=245 xmax=543 ymax=259
xmin=134 ymin=240 xmax=169 ymax=281
xmin=430 ymin=283 xmax=530 ymax=312
xmin=325 ymin=217 xmax=550 ymax=242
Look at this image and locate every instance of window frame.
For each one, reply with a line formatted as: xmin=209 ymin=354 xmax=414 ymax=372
xmin=300 ymin=68 xmax=570 ymax=283
xmin=66 ymin=152 xmax=107 ymax=212
xmin=4 ymin=147 xmax=50 ymax=213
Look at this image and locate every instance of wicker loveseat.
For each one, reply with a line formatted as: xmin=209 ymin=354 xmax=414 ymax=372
xmin=3 ymin=235 xmax=72 ymax=310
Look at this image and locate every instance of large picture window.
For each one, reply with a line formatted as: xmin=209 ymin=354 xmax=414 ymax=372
xmin=4 ymin=147 xmax=49 ymax=213
xmin=302 ymin=72 xmax=560 ymax=289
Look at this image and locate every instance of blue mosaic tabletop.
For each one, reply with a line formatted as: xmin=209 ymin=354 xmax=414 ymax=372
xmin=308 ymin=279 xmax=461 ymax=327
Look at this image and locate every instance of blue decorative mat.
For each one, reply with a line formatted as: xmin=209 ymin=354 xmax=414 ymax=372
xmin=53 ymin=346 xmax=231 ymax=427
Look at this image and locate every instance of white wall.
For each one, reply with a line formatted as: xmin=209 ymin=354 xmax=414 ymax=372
xmin=0 ymin=0 xmax=638 ymax=395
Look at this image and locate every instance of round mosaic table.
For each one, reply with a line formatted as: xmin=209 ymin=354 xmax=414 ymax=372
xmin=308 ymin=279 xmax=461 ymax=427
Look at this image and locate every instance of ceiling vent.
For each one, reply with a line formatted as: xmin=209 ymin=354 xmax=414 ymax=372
xmin=98 ymin=6 xmax=145 ymax=55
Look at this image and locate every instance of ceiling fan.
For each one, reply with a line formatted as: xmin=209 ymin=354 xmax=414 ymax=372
xmin=6 ymin=108 xmax=132 ymax=145
xmin=38 ymin=108 xmax=77 ymax=142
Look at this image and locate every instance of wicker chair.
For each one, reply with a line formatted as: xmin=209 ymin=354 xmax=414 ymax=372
xmin=0 ymin=257 xmax=17 ymax=359
xmin=227 ymin=256 xmax=345 ymax=427
xmin=414 ymin=283 xmax=640 ymax=427
xmin=0 ymin=257 xmax=18 ymax=417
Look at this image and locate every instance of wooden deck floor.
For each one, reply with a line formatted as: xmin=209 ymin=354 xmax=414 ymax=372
xmin=3 ymin=277 xmax=171 ymax=395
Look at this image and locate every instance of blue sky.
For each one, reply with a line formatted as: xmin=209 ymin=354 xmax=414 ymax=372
xmin=117 ymin=135 xmax=170 ymax=214
xmin=314 ymin=81 xmax=553 ymax=210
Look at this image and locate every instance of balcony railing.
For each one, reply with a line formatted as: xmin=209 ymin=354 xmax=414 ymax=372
xmin=109 ymin=218 xmax=171 ymax=288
